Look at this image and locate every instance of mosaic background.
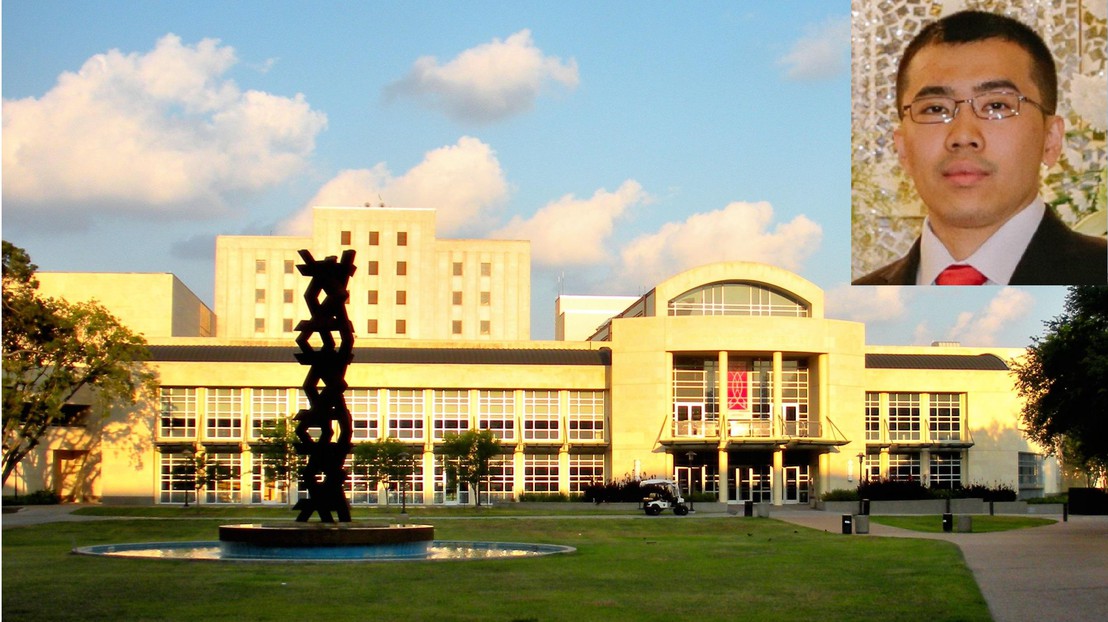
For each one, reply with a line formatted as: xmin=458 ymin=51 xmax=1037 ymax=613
xmin=851 ymin=0 xmax=1107 ymax=279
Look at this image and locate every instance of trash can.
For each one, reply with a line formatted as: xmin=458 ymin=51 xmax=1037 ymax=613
xmin=956 ymin=515 xmax=973 ymax=533
xmin=861 ymin=498 xmax=870 ymax=516
xmin=855 ymin=515 xmax=870 ymax=534
xmin=942 ymin=513 xmax=953 ymax=532
xmin=841 ymin=514 xmax=853 ymax=534
xmin=744 ymin=500 xmax=753 ymax=517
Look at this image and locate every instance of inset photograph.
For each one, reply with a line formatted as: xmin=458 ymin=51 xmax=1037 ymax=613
xmin=851 ymin=0 xmax=1106 ymax=285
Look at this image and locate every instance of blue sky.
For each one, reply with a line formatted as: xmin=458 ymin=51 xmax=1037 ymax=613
xmin=1 ymin=0 xmax=1068 ymax=345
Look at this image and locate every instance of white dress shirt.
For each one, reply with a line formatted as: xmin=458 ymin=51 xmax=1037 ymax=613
xmin=918 ymin=197 xmax=1046 ymax=285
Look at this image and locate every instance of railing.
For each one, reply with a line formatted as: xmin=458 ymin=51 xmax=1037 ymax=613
xmin=782 ymin=420 xmax=821 ymax=437
xmin=672 ymin=420 xmax=720 ymax=437
xmin=728 ymin=419 xmax=773 ymax=438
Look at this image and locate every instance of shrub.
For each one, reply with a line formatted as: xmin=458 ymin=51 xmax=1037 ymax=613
xmin=938 ymin=483 xmax=1018 ymax=502
xmin=822 ymin=488 xmax=860 ymax=502
xmin=857 ymin=478 xmax=932 ymax=501
xmin=1027 ymin=493 xmax=1068 ymax=504
xmin=3 ymin=490 xmax=62 ymax=505
xmin=518 ymin=492 xmax=574 ymax=502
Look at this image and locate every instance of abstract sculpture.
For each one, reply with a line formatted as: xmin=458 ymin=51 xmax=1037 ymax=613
xmin=292 ymin=249 xmax=356 ymax=522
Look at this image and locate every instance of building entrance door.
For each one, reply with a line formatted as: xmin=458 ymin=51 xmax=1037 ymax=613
xmin=736 ymin=465 xmax=772 ymax=502
xmin=784 ymin=465 xmax=810 ymax=504
xmin=675 ymin=465 xmax=705 ymax=498
xmin=673 ymin=403 xmax=706 ymax=436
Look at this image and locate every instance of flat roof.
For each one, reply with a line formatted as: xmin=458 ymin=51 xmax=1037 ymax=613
xmin=148 ymin=345 xmax=610 ymax=366
xmin=865 ymin=353 xmax=1009 ymax=370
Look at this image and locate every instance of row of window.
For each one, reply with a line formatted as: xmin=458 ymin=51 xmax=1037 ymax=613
xmin=159 ymin=388 xmax=607 ymax=443
xmin=255 ymin=255 xmax=494 ymax=279
xmin=158 ymin=450 xmax=605 ymax=504
xmin=863 ymin=451 xmax=963 ymax=488
xmin=255 ymin=317 xmax=493 ymax=336
xmin=865 ymin=392 xmax=963 ymax=442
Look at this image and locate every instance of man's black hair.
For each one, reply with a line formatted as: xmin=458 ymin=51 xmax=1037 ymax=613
xmin=896 ymin=10 xmax=1058 ymax=116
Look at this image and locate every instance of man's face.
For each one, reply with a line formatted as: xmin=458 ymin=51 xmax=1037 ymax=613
xmin=893 ymin=39 xmax=1063 ymax=237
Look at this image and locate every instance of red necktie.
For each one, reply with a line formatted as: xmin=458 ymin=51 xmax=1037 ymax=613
xmin=935 ymin=264 xmax=988 ymax=285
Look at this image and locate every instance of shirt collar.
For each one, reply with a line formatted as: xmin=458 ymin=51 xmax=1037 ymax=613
xmin=918 ymin=197 xmax=1045 ymax=285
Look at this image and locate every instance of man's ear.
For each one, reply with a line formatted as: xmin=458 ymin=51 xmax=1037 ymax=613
xmin=893 ymin=125 xmax=909 ymax=170
xmin=1041 ymin=115 xmax=1065 ymax=168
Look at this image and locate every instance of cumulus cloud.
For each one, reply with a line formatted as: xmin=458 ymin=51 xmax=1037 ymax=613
xmin=2 ymin=34 xmax=326 ymax=227
xmin=826 ymin=285 xmax=908 ymax=323
xmin=944 ymin=288 xmax=1035 ymax=346
xmin=778 ymin=16 xmax=850 ymax=81
xmin=280 ymin=136 xmax=509 ymax=236
xmin=612 ymin=202 xmax=822 ymax=289
xmin=385 ymin=29 xmax=578 ymax=124
xmin=490 ymin=181 xmax=647 ymax=267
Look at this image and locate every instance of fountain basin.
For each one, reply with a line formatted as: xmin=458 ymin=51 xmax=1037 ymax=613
xmin=218 ymin=522 xmax=434 ymax=559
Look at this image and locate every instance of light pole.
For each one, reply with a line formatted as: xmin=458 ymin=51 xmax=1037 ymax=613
xmin=685 ymin=450 xmax=697 ymax=512
xmin=857 ymin=453 xmax=865 ymax=483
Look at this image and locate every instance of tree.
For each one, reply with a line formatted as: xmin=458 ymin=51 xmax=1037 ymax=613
xmin=252 ymin=419 xmax=303 ymax=504
xmin=352 ymin=437 xmax=416 ymax=506
xmin=438 ymin=429 xmax=502 ymax=506
xmin=2 ymin=241 xmax=155 ymax=486
xmin=172 ymin=445 xmax=240 ymax=506
xmin=1012 ymin=286 xmax=1108 ymax=485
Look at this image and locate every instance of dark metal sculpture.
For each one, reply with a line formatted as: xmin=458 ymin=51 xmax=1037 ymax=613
xmin=292 ymin=249 xmax=356 ymax=522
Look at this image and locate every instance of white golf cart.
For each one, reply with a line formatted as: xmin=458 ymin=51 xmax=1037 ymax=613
xmin=640 ymin=478 xmax=690 ymax=516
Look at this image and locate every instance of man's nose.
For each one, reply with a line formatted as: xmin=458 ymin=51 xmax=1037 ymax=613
xmin=945 ymin=104 xmax=984 ymax=151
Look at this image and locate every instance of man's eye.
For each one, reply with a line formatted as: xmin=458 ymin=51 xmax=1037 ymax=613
xmin=917 ymin=103 xmax=951 ymax=116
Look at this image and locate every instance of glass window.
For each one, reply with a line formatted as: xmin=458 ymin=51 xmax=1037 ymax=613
xmin=478 ymin=390 xmax=515 ymax=441
xmin=433 ymin=390 xmax=469 ymax=440
xmin=284 ymin=260 xmax=295 ymax=274
xmin=452 ymin=320 xmax=462 ymax=335
xmin=205 ymin=388 xmax=243 ymax=440
xmin=340 ymin=231 xmax=351 ymax=245
xmin=397 ymin=261 xmax=407 ymax=276
xmin=255 ymin=289 xmax=266 ymax=303
xmin=369 ymin=231 xmax=379 ymax=246
xmin=480 ymin=291 xmax=491 ymax=306
xmin=348 ymin=389 xmax=379 ymax=441
xmin=524 ymin=454 xmax=559 ymax=493
xmin=452 ymin=291 xmax=463 ymax=305
xmin=569 ymin=454 xmax=605 ymax=493
xmin=255 ymin=260 xmax=266 ymax=274
xmin=396 ymin=290 xmax=407 ymax=305
xmin=453 ymin=262 xmax=463 ymax=276
xmin=668 ymin=282 xmax=809 ymax=317
xmin=397 ymin=231 xmax=408 ymax=246
xmin=1019 ymin=452 xmax=1043 ymax=489
xmin=930 ymin=452 xmax=961 ymax=489
xmin=481 ymin=262 xmax=491 ymax=277
xmin=396 ymin=319 xmax=406 ymax=335
xmin=887 ymin=453 xmax=921 ymax=481
xmin=367 ymin=261 xmax=379 ymax=276
xmin=523 ymin=390 xmax=560 ymax=441
xmin=480 ymin=321 xmax=490 ymax=335
xmin=159 ymin=388 xmax=197 ymax=439
xmin=203 ymin=452 xmax=242 ymax=504
xmin=568 ymin=391 xmax=605 ymax=441
xmin=387 ymin=389 xmax=424 ymax=440
xmin=282 ymin=318 xmax=294 ymax=333
xmin=865 ymin=393 xmax=881 ymax=441
xmin=887 ymin=393 xmax=920 ymax=441
xmin=367 ymin=290 xmax=378 ymax=305
xmin=250 ymin=388 xmax=287 ymax=439
xmin=283 ymin=289 xmax=294 ymax=304
xmin=159 ymin=451 xmax=193 ymax=503
xmin=367 ymin=319 xmax=378 ymax=334
xmin=929 ymin=393 xmax=961 ymax=441
xmin=254 ymin=318 xmax=265 ymax=333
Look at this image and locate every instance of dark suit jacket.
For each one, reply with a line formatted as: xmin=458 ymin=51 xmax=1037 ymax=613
xmin=852 ymin=209 xmax=1108 ymax=285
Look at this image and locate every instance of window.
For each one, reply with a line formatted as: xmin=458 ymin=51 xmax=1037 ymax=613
xmin=203 ymin=452 xmax=242 ymax=504
xmin=367 ymin=290 xmax=378 ymax=304
xmin=672 ymin=358 xmax=719 ymax=436
xmin=282 ymin=318 xmax=294 ymax=333
xmin=887 ymin=453 xmax=921 ymax=481
xmin=568 ymin=391 xmax=605 ymax=441
xmin=668 ymin=282 xmax=809 ymax=317
xmin=396 ymin=290 xmax=407 ymax=305
xmin=1019 ymin=453 xmax=1043 ymax=490
xmin=369 ymin=231 xmax=379 ymax=246
xmin=206 ymin=389 xmax=243 ymax=439
xmin=779 ymin=360 xmax=810 ymax=435
xmin=452 ymin=291 xmax=463 ymax=305
xmin=865 ymin=393 xmax=881 ymax=441
xmin=159 ymin=388 xmax=197 ymax=438
xmin=452 ymin=320 xmax=462 ymax=335
xmin=523 ymin=390 xmax=560 ymax=441
xmin=478 ymin=390 xmax=515 ymax=441
xmin=250 ymin=388 xmax=287 ymax=439
xmin=453 ymin=262 xmax=463 ymax=276
xmin=480 ymin=291 xmax=491 ymax=306
xmin=367 ymin=319 xmax=378 ymax=334
xmin=397 ymin=231 xmax=408 ymax=246
xmin=255 ymin=289 xmax=266 ymax=303
xmin=396 ymin=319 xmax=406 ymax=335
xmin=929 ymin=393 xmax=961 ymax=441
xmin=284 ymin=260 xmax=295 ymax=274
xmin=481 ymin=262 xmax=491 ymax=277
xmin=387 ymin=389 xmax=424 ymax=440
xmin=348 ymin=389 xmax=379 ymax=440
xmin=159 ymin=451 xmax=193 ymax=503
xmin=347 ymin=455 xmax=377 ymax=505
xmin=863 ymin=452 xmax=881 ymax=481
xmin=255 ymin=260 xmax=266 ymax=274
xmin=480 ymin=321 xmax=490 ymax=336
xmin=340 ymin=230 xmax=352 ymax=245
xmin=432 ymin=390 xmax=469 ymax=440
xmin=524 ymin=454 xmax=559 ymax=493
xmin=396 ymin=261 xmax=407 ymax=276
xmin=483 ymin=455 xmax=515 ymax=503
xmin=367 ymin=261 xmax=379 ymax=276
xmin=887 ymin=393 xmax=920 ymax=441
xmin=254 ymin=318 xmax=265 ymax=333
xmin=283 ymin=289 xmax=294 ymax=304
xmin=930 ymin=452 xmax=961 ymax=489
xmin=569 ymin=454 xmax=605 ymax=492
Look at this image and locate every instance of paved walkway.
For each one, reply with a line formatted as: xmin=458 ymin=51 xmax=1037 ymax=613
xmin=771 ymin=508 xmax=1108 ymax=622
xmin=6 ymin=504 xmax=1107 ymax=621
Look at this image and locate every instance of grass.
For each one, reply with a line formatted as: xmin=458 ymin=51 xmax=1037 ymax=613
xmin=869 ymin=515 xmax=1056 ymax=533
xmin=3 ymin=510 xmax=992 ymax=622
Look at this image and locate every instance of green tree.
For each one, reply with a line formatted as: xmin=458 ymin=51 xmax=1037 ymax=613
xmin=2 ymin=241 xmax=155 ymax=486
xmin=438 ymin=429 xmax=502 ymax=506
xmin=252 ymin=419 xmax=303 ymax=504
xmin=172 ymin=445 xmax=240 ymax=506
xmin=351 ymin=437 xmax=415 ymax=506
xmin=1012 ymin=286 xmax=1108 ymax=485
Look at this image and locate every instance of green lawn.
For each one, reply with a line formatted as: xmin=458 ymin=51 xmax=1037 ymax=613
xmin=869 ymin=514 xmax=1056 ymax=533
xmin=3 ymin=512 xmax=991 ymax=621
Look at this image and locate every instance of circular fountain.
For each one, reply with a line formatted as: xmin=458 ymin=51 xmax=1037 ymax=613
xmin=218 ymin=523 xmax=435 ymax=560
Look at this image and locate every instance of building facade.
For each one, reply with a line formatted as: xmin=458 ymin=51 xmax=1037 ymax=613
xmin=5 ymin=209 xmax=1060 ymax=506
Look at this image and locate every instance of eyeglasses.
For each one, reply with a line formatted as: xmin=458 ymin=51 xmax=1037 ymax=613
xmin=901 ymin=90 xmax=1046 ymax=124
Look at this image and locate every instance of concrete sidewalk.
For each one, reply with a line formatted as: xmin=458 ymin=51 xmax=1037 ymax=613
xmin=773 ymin=508 xmax=1108 ymax=622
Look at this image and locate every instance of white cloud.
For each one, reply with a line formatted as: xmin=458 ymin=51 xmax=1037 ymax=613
xmin=612 ymin=202 xmax=822 ymax=290
xmin=280 ymin=137 xmax=509 ymax=236
xmin=778 ymin=16 xmax=850 ymax=81
xmin=490 ymin=181 xmax=647 ymax=267
xmin=386 ymin=29 xmax=578 ymax=124
xmin=944 ymin=288 xmax=1035 ymax=346
xmin=826 ymin=285 xmax=908 ymax=323
xmin=2 ymin=34 xmax=326 ymax=225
